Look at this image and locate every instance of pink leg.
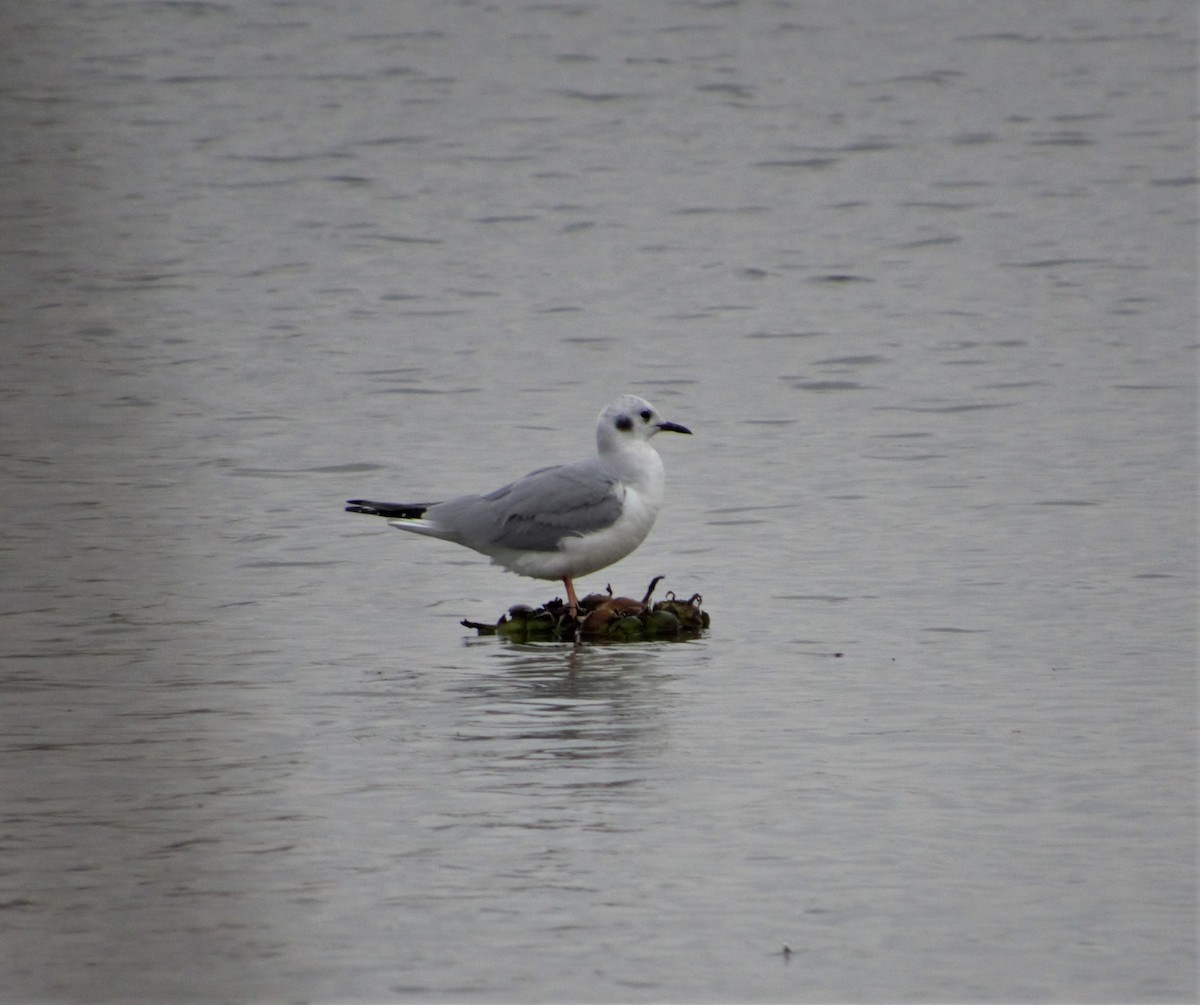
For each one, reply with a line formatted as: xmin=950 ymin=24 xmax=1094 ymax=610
xmin=562 ymin=577 xmax=579 ymax=617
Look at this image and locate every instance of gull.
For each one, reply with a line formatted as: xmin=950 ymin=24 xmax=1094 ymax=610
xmin=346 ymin=394 xmax=691 ymax=616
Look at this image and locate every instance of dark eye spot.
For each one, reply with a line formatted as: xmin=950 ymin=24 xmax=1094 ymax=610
xmin=639 ymin=409 xmax=652 ymax=422
xmin=615 ymin=415 xmax=633 ymax=432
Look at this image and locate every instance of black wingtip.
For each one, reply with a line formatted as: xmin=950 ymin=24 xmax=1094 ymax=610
xmin=345 ymin=499 xmax=431 ymax=519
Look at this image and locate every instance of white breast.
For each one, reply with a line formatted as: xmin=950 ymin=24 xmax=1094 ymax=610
xmin=558 ymin=482 xmax=661 ymax=577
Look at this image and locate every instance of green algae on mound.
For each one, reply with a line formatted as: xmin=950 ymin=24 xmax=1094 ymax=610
xmin=462 ymin=576 xmax=709 ymax=643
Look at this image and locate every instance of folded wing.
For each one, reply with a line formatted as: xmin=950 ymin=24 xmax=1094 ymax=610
xmin=433 ymin=463 xmax=624 ymax=553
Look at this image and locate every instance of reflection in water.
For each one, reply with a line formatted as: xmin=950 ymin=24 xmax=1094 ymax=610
xmin=446 ymin=645 xmax=674 ymax=777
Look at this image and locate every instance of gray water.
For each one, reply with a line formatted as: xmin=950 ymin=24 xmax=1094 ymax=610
xmin=1 ymin=1 xmax=1196 ymax=1001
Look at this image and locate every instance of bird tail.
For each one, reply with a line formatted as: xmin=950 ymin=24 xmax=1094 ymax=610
xmin=345 ymin=499 xmax=435 ymax=519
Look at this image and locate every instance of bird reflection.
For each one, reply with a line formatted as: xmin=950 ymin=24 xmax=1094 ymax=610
xmin=445 ymin=645 xmax=675 ymax=771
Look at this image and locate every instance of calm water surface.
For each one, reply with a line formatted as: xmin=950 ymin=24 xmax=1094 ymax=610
xmin=1 ymin=1 xmax=1196 ymax=1001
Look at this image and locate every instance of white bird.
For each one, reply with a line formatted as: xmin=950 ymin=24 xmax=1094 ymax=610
xmin=346 ymin=394 xmax=691 ymax=615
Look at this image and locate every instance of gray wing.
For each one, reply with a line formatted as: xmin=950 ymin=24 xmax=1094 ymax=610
xmin=430 ymin=461 xmax=624 ymax=553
